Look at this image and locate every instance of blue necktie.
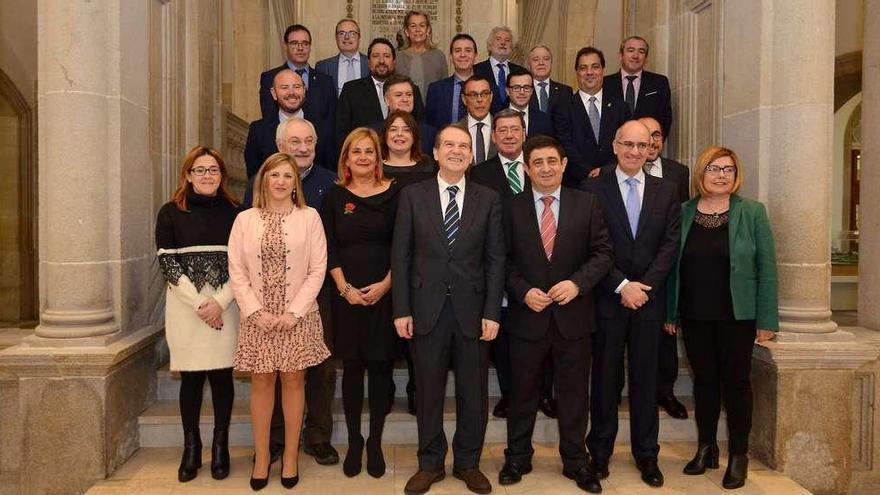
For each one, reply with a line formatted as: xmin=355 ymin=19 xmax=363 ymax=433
xmin=444 ymin=186 xmax=461 ymax=248
xmin=496 ymin=63 xmax=507 ymax=104
xmin=295 ymin=68 xmax=307 ymax=90
xmin=625 ymin=177 xmax=641 ymax=237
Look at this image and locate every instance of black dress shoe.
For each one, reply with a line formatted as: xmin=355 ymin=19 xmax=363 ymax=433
xmin=303 ymin=442 xmax=339 ymax=465
xmin=589 ymin=458 xmax=609 ymax=479
xmin=492 ymin=396 xmax=508 ymax=418
xmin=683 ymin=443 xmax=719 ymax=475
xmin=280 ymin=473 xmax=299 ymax=489
xmin=723 ymin=454 xmax=748 ymax=489
xmin=636 ymin=457 xmax=664 ymax=487
xmin=178 ymin=429 xmax=202 ymax=483
xmin=498 ymin=462 xmax=532 ymax=485
xmin=538 ymin=397 xmax=558 ymax=419
xmin=563 ymin=466 xmax=602 ymax=493
xmin=658 ymin=395 xmax=688 ymax=419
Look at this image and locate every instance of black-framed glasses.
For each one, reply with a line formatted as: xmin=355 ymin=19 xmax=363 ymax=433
xmin=705 ymin=165 xmax=737 ymax=175
xmin=508 ymin=85 xmax=532 ymax=93
xmin=463 ymin=90 xmax=492 ymax=99
xmin=191 ymin=167 xmax=221 ymax=176
xmin=286 ymin=40 xmax=311 ymax=48
xmin=336 ymin=30 xmax=359 ymax=39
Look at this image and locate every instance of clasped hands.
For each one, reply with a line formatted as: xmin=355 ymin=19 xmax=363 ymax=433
xmin=197 ymin=298 xmax=223 ymax=330
xmin=394 ymin=316 xmax=500 ymax=342
xmin=620 ymin=281 xmax=652 ymax=310
xmin=524 ymin=280 xmax=580 ymax=312
xmin=254 ymin=311 xmax=301 ymax=333
xmin=341 ymin=279 xmax=391 ymax=306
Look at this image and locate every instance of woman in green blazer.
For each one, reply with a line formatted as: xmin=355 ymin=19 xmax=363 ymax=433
xmin=664 ymin=146 xmax=778 ymax=489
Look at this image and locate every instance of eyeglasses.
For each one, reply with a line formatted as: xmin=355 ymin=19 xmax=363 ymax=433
xmin=191 ymin=167 xmax=221 ymax=176
xmin=615 ymin=140 xmax=649 ymax=152
xmin=463 ymin=91 xmax=492 ymax=99
xmin=286 ymin=40 xmax=311 ymax=48
xmin=336 ymin=30 xmax=359 ymax=39
xmin=284 ymin=138 xmax=315 ymax=147
xmin=650 ymin=131 xmax=663 ymax=140
xmin=705 ymin=165 xmax=737 ymax=175
xmin=508 ymin=85 xmax=532 ymax=93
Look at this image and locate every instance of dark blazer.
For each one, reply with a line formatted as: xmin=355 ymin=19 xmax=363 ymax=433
xmin=504 ymin=188 xmax=614 ymax=339
xmin=603 ymin=71 xmax=672 ymax=138
xmin=520 ymin=103 xmax=554 ymax=138
xmin=473 ymin=59 xmax=528 ymax=114
xmin=315 ymin=52 xmax=370 ymax=94
xmin=259 ymin=64 xmax=338 ymax=122
xmin=456 ymin=117 xmax=497 ymax=165
xmin=666 ymin=194 xmax=779 ymax=330
xmin=368 ymin=118 xmax=438 ymax=155
xmin=336 ymin=76 xmax=425 ymax=147
xmin=554 ymin=92 xmax=630 ymax=187
xmin=392 ymin=178 xmax=505 ymax=336
xmin=468 ymin=155 xmax=531 ymax=201
xmin=243 ymin=107 xmax=336 ymax=178
xmin=660 ymin=157 xmax=690 ymax=203
xmin=530 ymin=78 xmax=573 ymax=116
xmin=425 ymin=75 xmax=460 ymax=128
xmin=584 ymin=166 xmax=681 ymax=321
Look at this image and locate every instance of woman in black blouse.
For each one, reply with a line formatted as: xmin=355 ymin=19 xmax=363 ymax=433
xmin=381 ymin=110 xmax=437 ymax=187
xmin=155 ymin=145 xmax=240 ymax=482
xmin=321 ymin=128 xmax=399 ymax=478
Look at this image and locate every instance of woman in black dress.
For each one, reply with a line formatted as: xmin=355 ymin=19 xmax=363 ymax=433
xmin=382 ymin=110 xmax=437 ymax=187
xmin=321 ymin=127 xmax=399 ymax=478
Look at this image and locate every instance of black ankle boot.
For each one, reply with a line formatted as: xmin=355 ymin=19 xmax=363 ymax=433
xmin=723 ymin=454 xmax=748 ymax=489
xmin=211 ymin=428 xmax=230 ymax=480
xmin=178 ymin=429 xmax=202 ymax=482
xmin=365 ymin=437 xmax=386 ymax=478
xmin=683 ymin=443 xmax=719 ymax=475
xmin=343 ymin=435 xmax=364 ymax=477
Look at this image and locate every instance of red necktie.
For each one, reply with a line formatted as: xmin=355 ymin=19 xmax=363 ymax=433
xmin=540 ymin=196 xmax=556 ymax=259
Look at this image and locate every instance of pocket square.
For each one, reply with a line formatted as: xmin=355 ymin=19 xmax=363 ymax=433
xmin=643 ymin=90 xmax=658 ymax=96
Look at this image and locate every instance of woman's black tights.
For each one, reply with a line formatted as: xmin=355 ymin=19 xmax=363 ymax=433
xmin=179 ymin=368 xmax=235 ymax=431
xmin=341 ymin=359 xmax=394 ymax=442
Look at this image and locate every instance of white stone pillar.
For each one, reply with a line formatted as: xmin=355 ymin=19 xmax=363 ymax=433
xmin=859 ymin=0 xmax=880 ymax=330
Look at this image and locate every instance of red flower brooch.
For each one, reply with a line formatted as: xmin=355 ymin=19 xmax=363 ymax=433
xmin=343 ymin=202 xmax=356 ymax=215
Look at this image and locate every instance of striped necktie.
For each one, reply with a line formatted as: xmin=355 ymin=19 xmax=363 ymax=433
xmin=540 ymin=196 xmax=556 ymax=259
xmin=506 ymin=161 xmax=522 ymax=194
xmin=444 ymin=186 xmax=461 ymax=248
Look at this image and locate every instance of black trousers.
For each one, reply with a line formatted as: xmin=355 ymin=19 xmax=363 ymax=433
xmin=492 ymin=307 xmax=554 ymax=400
xmin=657 ymin=331 xmax=679 ymax=398
xmin=681 ymin=319 xmax=756 ymax=455
xmin=411 ymin=296 xmax=490 ymax=471
xmin=270 ymin=287 xmax=336 ymax=451
xmin=587 ymin=315 xmax=661 ymax=462
xmin=179 ymin=367 xmax=234 ymax=432
xmin=505 ymin=318 xmax=590 ymax=471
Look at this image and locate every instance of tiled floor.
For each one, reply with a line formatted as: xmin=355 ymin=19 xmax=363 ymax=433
xmin=86 ymin=442 xmax=811 ymax=494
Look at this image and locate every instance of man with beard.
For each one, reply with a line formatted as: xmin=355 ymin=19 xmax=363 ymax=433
xmin=473 ymin=26 xmax=527 ymax=114
xmin=336 ymin=37 xmax=424 ymax=147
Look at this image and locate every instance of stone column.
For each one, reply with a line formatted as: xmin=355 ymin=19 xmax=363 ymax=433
xmin=859 ymin=0 xmax=880 ymax=330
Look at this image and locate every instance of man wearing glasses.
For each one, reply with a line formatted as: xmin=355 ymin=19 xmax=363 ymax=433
xmin=316 ymin=19 xmax=370 ymax=96
xmin=505 ymin=72 xmax=553 ymax=138
xmin=554 ymin=47 xmax=630 ymax=189
xmin=584 ymin=120 xmax=681 ymax=489
xmin=457 ymin=75 xmax=498 ymax=165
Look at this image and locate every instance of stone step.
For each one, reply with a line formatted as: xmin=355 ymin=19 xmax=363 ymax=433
xmin=155 ymin=366 xmax=696 ymax=400
xmin=138 ymin=396 xmax=726 ymax=447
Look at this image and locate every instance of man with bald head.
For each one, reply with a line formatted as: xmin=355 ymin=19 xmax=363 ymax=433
xmin=584 ymin=120 xmax=681 ymax=488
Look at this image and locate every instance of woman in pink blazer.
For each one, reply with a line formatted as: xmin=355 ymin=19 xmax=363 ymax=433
xmin=228 ymin=153 xmax=330 ymax=491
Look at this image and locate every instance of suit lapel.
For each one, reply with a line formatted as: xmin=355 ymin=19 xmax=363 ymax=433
xmin=425 ymin=179 xmax=446 ymax=242
xmin=555 ymin=188 xmax=575 ymax=253
xmin=636 ymin=72 xmax=652 ymax=110
xmin=598 ymin=100 xmax=617 ymax=142
xmin=602 ymin=170 xmax=633 ymax=241
xmin=636 ymin=176 xmax=658 ymax=237
xmin=522 ymin=193 xmax=546 ymax=258
xmin=458 ymin=183 xmax=479 ymax=244
xmin=572 ymin=97 xmax=595 ymax=143
xmin=728 ymin=195 xmax=742 ymax=254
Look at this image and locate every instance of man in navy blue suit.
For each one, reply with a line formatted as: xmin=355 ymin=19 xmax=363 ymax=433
xmin=425 ymin=33 xmax=478 ymax=129
xmin=473 ymin=26 xmax=528 ymax=114
xmin=505 ymin=72 xmax=553 ymax=138
xmin=368 ymin=74 xmax=437 ymax=155
xmin=526 ymin=45 xmax=573 ymax=118
xmin=315 ymin=18 xmax=370 ymax=96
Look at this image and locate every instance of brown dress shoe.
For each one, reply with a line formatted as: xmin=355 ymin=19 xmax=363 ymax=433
xmin=404 ymin=469 xmax=445 ymax=495
xmin=453 ymin=467 xmax=492 ymax=494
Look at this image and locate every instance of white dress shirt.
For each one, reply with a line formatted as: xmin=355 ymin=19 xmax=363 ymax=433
xmin=499 ymin=151 xmax=526 ymax=190
xmin=644 ymin=157 xmax=664 ymax=178
xmin=489 ymin=56 xmax=509 ymax=87
xmin=578 ymin=88 xmax=604 ymax=120
xmin=437 ymin=174 xmax=466 ymax=214
xmin=509 ymin=104 xmax=529 ymax=133
xmin=614 ymin=166 xmax=646 ymax=293
xmin=279 ymin=108 xmax=305 ymax=122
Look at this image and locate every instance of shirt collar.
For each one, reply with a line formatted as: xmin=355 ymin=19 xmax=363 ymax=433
xmin=279 ymin=108 xmax=304 ymax=122
xmin=371 ymin=76 xmax=385 ymax=87
xmin=437 ymin=173 xmax=466 ymax=193
xmin=287 ymin=61 xmax=309 ymax=73
xmin=509 ymin=103 xmax=528 ymax=114
xmin=489 ymin=56 xmax=508 ymax=68
xmin=500 ymin=152 xmax=524 ymax=165
xmin=299 ymin=164 xmax=314 ymax=180
xmin=532 ymin=186 xmax=561 ymax=203
xmin=615 ymin=166 xmax=646 ymax=185
xmin=340 ymin=53 xmax=359 ymax=62
xmin=468 ymin=113 xmax=491 ymax=128
xmin=621 ymin=69 xmax=643 ymax=79
xmin=579 ymin=88 xmax=603 ymax=100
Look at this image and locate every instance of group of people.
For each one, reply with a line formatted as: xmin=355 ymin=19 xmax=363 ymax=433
xmin=155 ymin=11 xmax=779 ymax=495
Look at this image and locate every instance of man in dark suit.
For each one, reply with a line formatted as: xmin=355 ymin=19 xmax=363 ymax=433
xmin=245 ymin=69 xmax=335 ymax=177
xmin=425 ymin=34 xmax=478 ymax=128
xmin=603 ymin=36 xmax=673 ymax=138
xmin=368 ymin=74 xmax=437 ymax=155
xmin=393 ymin=124 xmax=505 ymax=495
xmin=473 ymin=26 xmax=528 ymax=114
xmin=640 ymin=117 xmax=689 ymax=203
xmin=498 ymin=135 xmax=613 ymax=494
xmin=315 ymin=18 xmax=370 ymax=95
xmin=584 ymin=120 xmax=681 ymax=488
xmin=505 ymin=72 xmax=554 ymax=138
xmin=458 ymin=75 xmax=498 ymax=165
xmin=335 ymin=38 xmax=424 ymax=148
xmin=258 ymin=24 xmax=337 ymax=130
xmin=555 ymin=46 xmax=630 ymax=189
xmin=526 ymin=45 xmax=573 ymax=117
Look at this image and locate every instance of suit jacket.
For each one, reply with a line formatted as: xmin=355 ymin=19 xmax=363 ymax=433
xmin=519 ymin=103 xmax=554 ymax=138
xmin=336 ymin=76 xmax=425 ymax=147
xmin=473 ymin=59 xmax=528 ymax=114
xmin=456 ymin=116 xmax=497 ymax=165
xmin=425 ymin=75 xmax=460 ymax=128
xmin=468 ymin=154 xmax=531 ymax=201
xmin=392 ymin=177 xmax=505 ymax=336
xmin=659 ymin=157 xmax=690 ymax=203
xmin=368 ymin=118 xmax=438 ymax=155
xmin=243 ymin=107 xmax=336 ymax=178
xmin=504 ymin=188 xmax=614 ymax=339
xmin=530 ymin=78 xmax=573 ymax=116
xmin=315 ymin=52 xmax=370 ymax=95
xmin=603 ymin=71 xmax=672 ymax=138
xmin=259 ymin=64 xmax=338 ymax=123
xmin=554 ymin=91 xmax=630 ymax=188
xmin=666 ymin=194 xmax=779 ymax=330
xmin=584 ymin=165 xmax=681 ymax=321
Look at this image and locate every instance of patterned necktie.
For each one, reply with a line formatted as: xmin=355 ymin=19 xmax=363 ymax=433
xmin=625 ymin=177 xmax=641 ymax=237
xmin=588 ymin=96 xmax=601 ymax=141
xmin=377 ymin=81 xmax=388 ymax=117
xmin=295 ymin=68 xmax=307 ymax=90
xmin=506 ymin=161 xmax=522 ymax=194
xmin=345 ymin=58 xmax=356 ymax=86
xmin=625 ymin=75 xmax=637 ymax=114
xmin=496 ymin=63 xmax=507 ymax=103
xmin=444 ymin=186 xmax=461 ymax=248
xmin=538 ymin=81 xmax=550 ymax=113
xmin=540 ymin=196 xmax=556 ymax=259
xmin=474 ymin=122 xmax=486 ymax=163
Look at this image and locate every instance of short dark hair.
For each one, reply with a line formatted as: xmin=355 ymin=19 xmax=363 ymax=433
xmin=382 ymin=74 xmax=415 ymax=95
xmin=449 ymin=33 xmax=478 ymax=54
xmin=574 ymin=46 xmax=605 ymax=70
xmin=492 ymin=108 xmax=525 ymax=129
xmin=434 ymin=123 xmax=472 ymax=150
xmin=506 ymin=71 xmax=533 ymax=87
xmin=368 ymin=37 xmax=397 ymax=59
xmin=524 ymin=135 xmax=566 ymax=165
xmin=620 ymin=35 xmax=650 ymax=56
xmin=463 ymin=74 xmax=493 ymax=92
xmin=283 ymin=24 xmax=311 ymax=43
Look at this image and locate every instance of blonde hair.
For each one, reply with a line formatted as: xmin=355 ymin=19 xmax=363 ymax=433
xmin=337 ymin=127 xmax=386 ymax=186
xmin=251 ymin=153 xmax=306 ymax=209
xmin=402 ymin=11 xmax=436 ymax=50
xmin=692 ymin=146 xmax=743 ymax=197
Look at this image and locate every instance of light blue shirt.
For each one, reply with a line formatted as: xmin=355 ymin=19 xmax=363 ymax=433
xmin=532 ymin=186 xmax=561 ymax=230
xmin=337 ymin=53 xmax=361 ymax=94
xmin=286 ymin=62 xmax=310 ymax=90
xmin=613 ymin=166 xmax=646 ymax=293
